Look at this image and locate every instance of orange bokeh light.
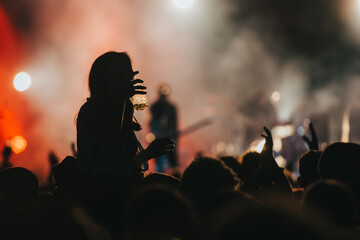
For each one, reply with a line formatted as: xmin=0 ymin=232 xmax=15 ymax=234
xmin=9 ymin=136 xmax=27 ymax=154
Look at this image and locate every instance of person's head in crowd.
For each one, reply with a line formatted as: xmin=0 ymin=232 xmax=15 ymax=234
xmin=181 ymin=156 xmax=240 ymax=215
xmin=213 ymin=189 xmax=260 ymax=209
xmin=141 ymin=172 xmax=181 ymax=190
xmin=123 ymin=184 xmax=196 ymax=239
xmin=1 ymin=191 xmax=103 ymax=239
xmin=89 ymin=51 xmax=137 ymax=103
xmin=215 ymin=204 xmax=328 ymax=240
xmin=302 ymin=179 xmax=357 ymax=227
xmin=238 ymin=151 xmax=261 ymax=181
xmin=318 ymin=142 xmax=360 ymax=205
xmin=219 ymin=155 xmax=243 ymax=183
xmin=158 ymin=83 xmax=171 ymax=99
xmin=0 ymin=167 xmax=39 ymax=203
xmin=297 ymin=150 xmax=322 ymax=190
xmin=199 ymin=189 xmax=261 ymax=239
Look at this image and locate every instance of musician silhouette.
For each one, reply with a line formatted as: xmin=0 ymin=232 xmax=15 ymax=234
xmin=150 ymin=84 xmax=179 ymax=173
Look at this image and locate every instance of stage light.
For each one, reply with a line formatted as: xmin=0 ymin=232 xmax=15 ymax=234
xmin=273 ymin=137 xmax=282 ymax=152
xmin=275 ymin=155 xmax=286 ymax=168
xmin=272 ymin=124 xmax=295 ymax=139
xmin=297 ymin=126 xmax=305 ymax=136
xmin=160 ymin=84 xmax=171 ymax=96
xmin=8 ymin=136 xmax=27 ymax=154
xmin=14 ymin=72 xmax=31 ymax=92
xmin=216 ymin=141 xmax=226 ymax=154
xmin=225 ymin=143 xmax=235 ymax=155
xmin=249 ymin=139 xmax=266 ymax=153
xmin=255 ymin=139 xmax=266 ymax=153
xmin=145 ymin=132 xmax=156 ymax=143
xmin=173 ymin=0 xmax=194 ymax=8
xmin=341 ymin=107 xmax=351 ymax=143
xmin=271 ymin=91 xmax=281 ymax=102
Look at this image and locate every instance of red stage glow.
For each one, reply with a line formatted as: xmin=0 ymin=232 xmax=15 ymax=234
xmin=0 ymin=106 xmax=23 ymax=153
xmin=0 ymin=5 xmax=22 ymax=80
xmin=0 ymin=5 xmax=23 ymax=152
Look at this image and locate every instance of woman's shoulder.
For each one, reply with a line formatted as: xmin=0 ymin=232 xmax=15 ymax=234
xmin=79 ymin=99 xmax=102 ymax=114
xmin=77 ymin=99 xmax=101 ymax=125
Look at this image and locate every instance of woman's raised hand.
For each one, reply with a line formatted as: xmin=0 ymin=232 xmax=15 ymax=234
xmin=128 ymin=71 xmax=147 ymax=98
xmin=144 ymin=137 xmax=175 ymax=160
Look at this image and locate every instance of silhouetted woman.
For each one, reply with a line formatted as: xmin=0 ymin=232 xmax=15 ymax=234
xmin=76 ymin=51 xmax=174 ymax=184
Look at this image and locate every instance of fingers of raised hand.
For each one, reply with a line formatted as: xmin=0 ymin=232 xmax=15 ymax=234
xmin=133 ymin=90 xmax=147 ymax=95
xmin=130 ymin=79 xmax=147 ymax=96
xmin=302 ymin=135 xmax=310 ymax=144
xmin=134 ymin=85 xmax=146 ymax=90
xmin=261 ymin=128 xmax=272 ymax=140
xmin=132 ymin=71 xmax=140 ymax=76
xmin=261 ymin=126 xmax=274 ymax=150
xmin=157 ymin=138 xmax=175 ymax=151
xmin=263 ymin=126 xmax=272 ymax=137
xmin=164 ymin=144 xmax=175 ymax=152
xmin=156 ymin=137 xmax=175 ymax=145
xmin=309 ymin=122 xmax=318 ymax=139
xmin=131 ymin=79 xmax=144 ymax=85
xmin=309 ymin=122 xmax=314 ymax=132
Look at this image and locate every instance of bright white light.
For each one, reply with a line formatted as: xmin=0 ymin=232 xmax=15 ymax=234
xmin=271 ymin=91 xmax=281 ymax=102
xmin=275 ymin=155 xmax=287 ymax=168
xmin=341 ymin=106 xmax=351 ymax=143
xmin=255 ymin=139 xmax=266 ymax=153
xmin=249 ymin=139 xmax=266 ymax=153
xmin=225 ymin=143 xmax=235 ymax=155
xmin=273 ymin=137 xmax=282 ymax=152
xmin=272 ymin=124 xmax=295 ymax=139
xmin=297 ymin=126 xmax=305 ymax=136
xmin=173 ymin=0 xmax=194 ymax=8
xmin=14 ymin=72 xmax=32 ymax=92
xmin=216 ymin=141 xmax=227 ymax=154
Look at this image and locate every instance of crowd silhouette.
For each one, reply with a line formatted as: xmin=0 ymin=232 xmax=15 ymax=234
xmin=1 ymin=51 xmax=360 ymax=239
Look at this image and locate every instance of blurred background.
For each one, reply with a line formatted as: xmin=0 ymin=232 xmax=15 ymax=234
xmin=1 ymin=0 xmax=360 ymax=185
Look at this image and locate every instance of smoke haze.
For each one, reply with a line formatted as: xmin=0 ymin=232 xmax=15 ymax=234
xmin=1 ymin=0 xmax=360 ymax=183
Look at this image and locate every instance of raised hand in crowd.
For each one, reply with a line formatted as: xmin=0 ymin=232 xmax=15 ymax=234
xmin=241 ymin=127 xmax=292 ymax=198
xmin=143 ymin=137 xmax=175 ymax=160
xmin=48 ymin=151 xmax=59 ymax=167
xmin=260 ymin=126 xmax=277 ymax=170
xmin=303 ymin=122 xmax=319 ymax=151
xmin=1 ymin=145 xmax=12 ymax=170
xmin=260 ymin=127 xmax=292 ymax=192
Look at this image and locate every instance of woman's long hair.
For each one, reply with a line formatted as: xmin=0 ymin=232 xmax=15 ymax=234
xmin=89 ymin=51 xmax=132 ymax=100
xmin=76 ymin=51 xmax=141 ymax=131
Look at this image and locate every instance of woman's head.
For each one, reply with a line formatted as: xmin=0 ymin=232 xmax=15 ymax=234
xmin=88 ymin=51 xmax=136 ymax=101
xmin=82 ymin=51 xmax=142 ymax=131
